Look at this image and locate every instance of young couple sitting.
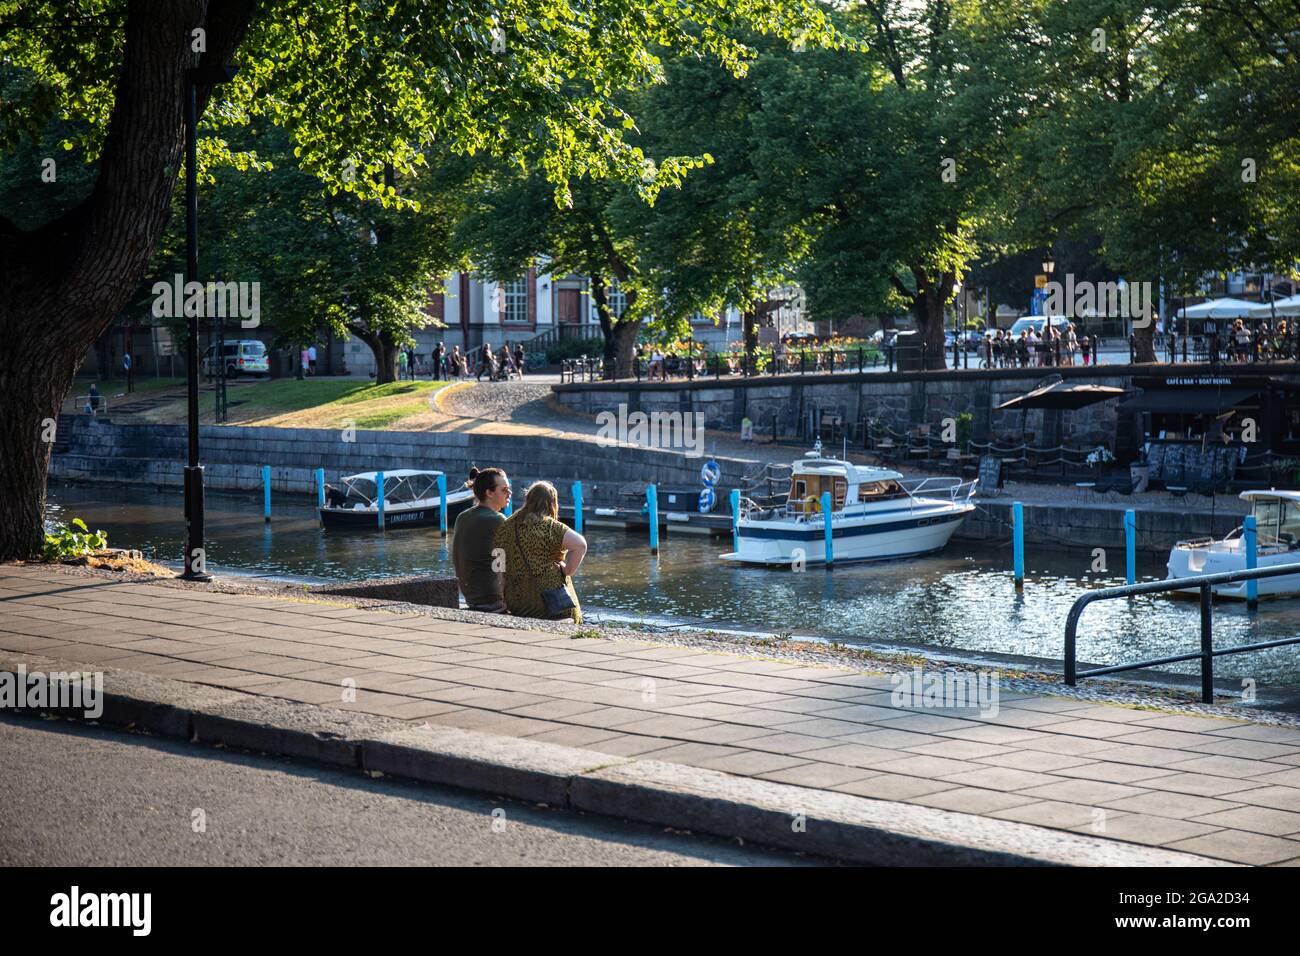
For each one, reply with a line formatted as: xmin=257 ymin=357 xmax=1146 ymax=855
xmin=450 ymin=467 xmax=587 ymax=623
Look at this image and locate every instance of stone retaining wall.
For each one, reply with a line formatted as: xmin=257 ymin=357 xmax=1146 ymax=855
xmin=50 ymin=418 xmax=757 ymax=505
xmin=955 ymin=498 xmax=1243 ymax=556
xmin=554 ymin=364 xmax=1300 ymax=450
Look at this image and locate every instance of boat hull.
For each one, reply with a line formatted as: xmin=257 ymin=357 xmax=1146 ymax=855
xmin=320 ymin=495 xmax=474 ymax=531
xmin=1167 ymin=542 xmax=1300 ymax=599
xmin=720 ymin=503 xmax=973 ymax=565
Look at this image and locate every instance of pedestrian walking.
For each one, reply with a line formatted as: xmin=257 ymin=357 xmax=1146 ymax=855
xmin=476 ymin=343 xmax=496 ymax=381
xmin=432 ymin=341 xmax=445 ymax=381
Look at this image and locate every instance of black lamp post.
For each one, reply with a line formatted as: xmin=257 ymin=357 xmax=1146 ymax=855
xmin=1042 ymin=254 xmax=1057 ymax=362
xmin=181 ymin=62 xmax=237 ymax=582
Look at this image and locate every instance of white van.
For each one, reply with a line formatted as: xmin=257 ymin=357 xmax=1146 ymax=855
xmin=202 ymin=340 xmax=269 ymax=377
xmin=1007 ymin=316 xmax=1072 ymax=337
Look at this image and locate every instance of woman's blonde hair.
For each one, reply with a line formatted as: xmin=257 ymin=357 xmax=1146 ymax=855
xmin=519 ymin=480 xmax=559 ymax=522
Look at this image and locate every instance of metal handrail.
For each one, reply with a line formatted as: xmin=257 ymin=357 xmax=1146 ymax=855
xmin=1064 ymin=561 xmax=1300 ymax=702
xmin=901 ymin=476 xmax=979 ymax=503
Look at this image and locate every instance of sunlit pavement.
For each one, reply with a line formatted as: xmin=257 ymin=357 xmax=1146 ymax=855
xmin=4 ymin=562 xmax=1300 ymax=865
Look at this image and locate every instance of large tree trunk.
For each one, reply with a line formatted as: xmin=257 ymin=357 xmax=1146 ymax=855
xmin=608 ymin=321 xmax=640 ymax=379
xmin=1131 ymin=322 xmax=1156 ymax=363
xmin=0 ymin=1 xmax=257 ymax=562
xmin=901 ymin=268 xmax=954 ymax=370
xmin=349 ymin=325 xmax=399 ymax=384
xmin=591 ymin=276 xmax=616 ymax=365
xmin=591 ymin=276 xmax=641 ymax=378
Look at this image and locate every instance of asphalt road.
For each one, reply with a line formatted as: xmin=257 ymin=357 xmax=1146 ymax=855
xmin=0 ymin=715 xmax=821 ymax=867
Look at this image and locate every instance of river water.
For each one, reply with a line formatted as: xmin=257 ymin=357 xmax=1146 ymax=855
xmin=47 ymin=482 xmax=1300 ymax=694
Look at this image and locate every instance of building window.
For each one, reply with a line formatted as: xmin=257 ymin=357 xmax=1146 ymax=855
xmin=608 ymin=281 xmax=627 ymax=320
xmin=502 ymin=277 xmax=529 ymax=323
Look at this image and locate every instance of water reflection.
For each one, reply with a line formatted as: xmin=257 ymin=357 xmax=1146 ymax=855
xmin=46 ymin=482 xmax=1300 ymax=688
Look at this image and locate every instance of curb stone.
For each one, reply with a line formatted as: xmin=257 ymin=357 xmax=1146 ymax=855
xmin=0 ymin=653 xmax=1233 ymax=866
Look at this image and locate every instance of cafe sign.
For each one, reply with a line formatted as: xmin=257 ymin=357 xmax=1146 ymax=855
xmin=1137 ymin=375 xmax=1271 ymax=388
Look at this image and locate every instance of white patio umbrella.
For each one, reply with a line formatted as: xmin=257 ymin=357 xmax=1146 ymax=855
xmin=1177 ymin=297 xmax=1262 ymax=320
xmin=1248 ymin=294 xmax=1300 ymax=318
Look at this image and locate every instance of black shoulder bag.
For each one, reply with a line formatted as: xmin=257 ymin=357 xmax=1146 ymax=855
xmin=513 ymin=522 xmax=577 ymax=618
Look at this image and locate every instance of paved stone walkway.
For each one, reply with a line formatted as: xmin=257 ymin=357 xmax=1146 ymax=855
xmin=5 ymin=563 xmax=1300 ymax=865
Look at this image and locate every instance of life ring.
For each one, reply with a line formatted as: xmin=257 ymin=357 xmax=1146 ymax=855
xmin=802 ymin=495 xmax=821 ymax=515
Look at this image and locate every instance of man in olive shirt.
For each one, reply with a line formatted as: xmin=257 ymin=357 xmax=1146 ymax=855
xmin=452 ymin=467 xmax=511 ymax=612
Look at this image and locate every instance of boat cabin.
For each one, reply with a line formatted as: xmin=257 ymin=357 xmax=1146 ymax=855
xmin=787 ymin=458 xmax=909 ymax=512
xmin=1242 ymin=490 xmax=1300 ymax=550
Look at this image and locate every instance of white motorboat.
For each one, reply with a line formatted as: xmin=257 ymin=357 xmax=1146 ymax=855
xmin=1166 ymin=490 xmax=1300 ymax=598
xmin=320 ymin=469 xmax=475 ymax=530
xmin=719 ymin=447 xmax=978 ymax=566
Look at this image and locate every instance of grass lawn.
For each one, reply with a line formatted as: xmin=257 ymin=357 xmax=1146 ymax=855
xmin=134 ymin=377 xmax=452 ymax=429
xmin=63 ymin=376 xmax=187 ymax=408
xmin=77 ymin=376 xmax=189 ymax=394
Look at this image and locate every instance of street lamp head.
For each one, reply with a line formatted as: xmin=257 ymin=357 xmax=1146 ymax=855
xmin=1042 ymin=255 xmax=1055 ymax=275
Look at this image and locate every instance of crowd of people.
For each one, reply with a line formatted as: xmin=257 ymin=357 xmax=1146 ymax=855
xmin=397 ymin=342 xmax=528 ymax=381
xmin=1191 ymin=319 xmax=1293 ymax=363
xmin=975 ymin=324 xmax=1098 ymax=369
xmin=450 ymin=467 xmax=587 ymax=623
xmin=293 ymin=341 xmax=529 ymax=380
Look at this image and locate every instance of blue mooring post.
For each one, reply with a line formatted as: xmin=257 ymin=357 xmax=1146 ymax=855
xmin=315 ymin=468 xmax=325 ymax=509
xmin=376 ymin=470 xmax=385 ymax=529
xmin=821 ymin=491 xmax=834 ymax=568
xmin=262 ymin=465 xmax=271 ymax=523
xmin=647 ymin=484 xmax=659 ymax=555
xmin=1245 ymin=514 xmax=1258 ymax=605
xmin=1012 ymin=501 xmax=1024 ymax=589
xmin=572 ymin=481 xmax=584 ymax=534
xmin=730 ymin=488 xmax=741 ymax=554
xmin=1124 ymin=509 xmax=1136 ymax=585
xmin=437 ymin=473 xmax=448 ymax=537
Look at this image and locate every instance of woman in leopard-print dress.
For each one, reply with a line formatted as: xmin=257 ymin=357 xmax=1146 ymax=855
xmin=494 ymin=481 xmax=587 ymax=623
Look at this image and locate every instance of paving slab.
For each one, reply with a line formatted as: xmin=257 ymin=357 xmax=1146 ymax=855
xmin=1 ymin=563 xmax=1292 ymax=865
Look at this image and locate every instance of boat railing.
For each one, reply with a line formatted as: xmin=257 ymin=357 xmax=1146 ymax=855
xmin=1065 ymin=561 xmax=1300 ymax=703
xmin=900 ymin=476 xmax=980 ymax=505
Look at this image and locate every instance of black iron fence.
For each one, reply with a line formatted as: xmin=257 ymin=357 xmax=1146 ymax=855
xmin=1064 ymin=562 xmax=1300 ymax=702
xmin=555 ymin=328 xmax=1300 ymax=382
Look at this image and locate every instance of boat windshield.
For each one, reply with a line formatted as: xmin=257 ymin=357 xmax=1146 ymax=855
xmin=859 ymin=480 xmax=908 ymax=501
xmin=1252 ymin=498 xmax=1300 ymax=547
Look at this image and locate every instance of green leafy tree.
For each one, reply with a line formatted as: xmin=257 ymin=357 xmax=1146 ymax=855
xmin=453 ymin=165 xmax=663 ymax=376
xmin=631 ymin=46 xmax=813 ymax=362
xmin=1000 ymin=0 xmax=1300 ymax=361
xmin=0 ymin=0 xmax=832 ymax=560
xmin=742 ymin=2 xmax=1009 ymax=368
